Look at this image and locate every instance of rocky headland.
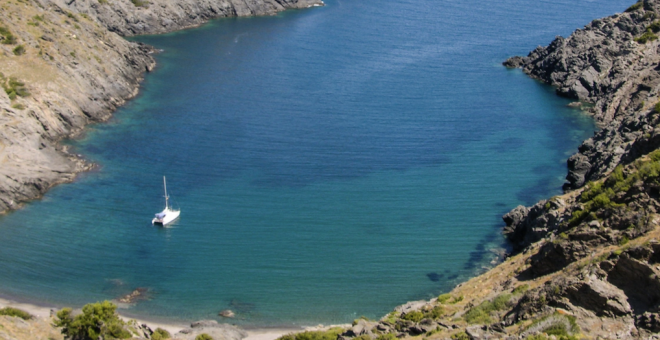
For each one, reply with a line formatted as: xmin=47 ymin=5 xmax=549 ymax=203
xmin=0 ymin=0 xmax=321 ymax=214
xmin=4 ymin=0 xmax=660 ymax=339
xmin=326 ymin=0 xmax=660 ymax=338
xmin=288 ymin=0 xmax=660 ymax=339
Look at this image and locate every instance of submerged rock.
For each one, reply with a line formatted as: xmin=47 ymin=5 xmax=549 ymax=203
xmin=117 ymin=287 xmax=149 ymax=304
xmin=218 ymin=309 xmax=235 ymax=318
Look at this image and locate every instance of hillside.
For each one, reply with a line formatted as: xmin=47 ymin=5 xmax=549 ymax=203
xmin=0 ymin=0 xmax=321 ymax=214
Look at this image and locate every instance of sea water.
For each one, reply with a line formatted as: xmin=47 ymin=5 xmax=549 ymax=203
xmin=0 ymin=0 xmax=631 ymax=327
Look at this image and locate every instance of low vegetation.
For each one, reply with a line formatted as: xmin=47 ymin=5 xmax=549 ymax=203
xmin=0 ymin=25 xmax=17 ymax=45
xmin=152 ymin=327 xmax=171 ymax=340
xmin=0 ymin=307 xmax=33 ymax=320
xmin=195 ymin=334 xmax=214 ymax=340
xmin=277 ymin=328 xmax=344 ymax=340
xmin=53 ymin=301 xmax=132 ymax=340
xmin=626 ymin=1 xmax=644 ymax=12
xmin=437 ymin=293 xmax=452 ymax=304
xmin=12 ymin=44 xmax=25 ymax=56
xmin=463 ymin=293 xmax=512 ymax=324
xmin=512 ymin=284 xmax=529 ymax=295
xmin=0 ymin=73 xmax=30 ymax=100
xmin=375 ymin=334 xmax=396 ymax=340
xmin=566 ymin=150 xmax=660 ymax=227
xmin=635 ymin=29 xmax=659 ymax=43
xmin=131 ymin=0 xmax=148 ymax=7
xmin=450 ymin=331 xmax=469 ymax=340
xmin=524 ymin=313 xmax=580 ymax=340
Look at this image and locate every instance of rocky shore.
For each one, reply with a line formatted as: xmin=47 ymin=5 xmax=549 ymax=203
xmin=4 ymin=0 xmax=660 ymax=339
xmin=281 ymin=0 xmax=660 ymax=339
xmin=0 ymin=0 xmax=321 ymax=214
xmin=324 ymin=0 xmax=660 ymax=338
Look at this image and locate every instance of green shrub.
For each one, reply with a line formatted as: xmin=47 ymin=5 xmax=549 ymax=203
xmin=463 ymin=307 xmax=491 ymax=325
xmin=639 ymin=160 xmax=660 ymax=178
xmin=512 ymin=284 xmax=529 ymax=295
xmin=12 ymin=44 xmax=25 ymax=56
xmin=0 ymin=26 xmax=16 ymax=44
xmin=53 ymin=301 xmax=131 ymax=340
xmin=649 ymin=21 xmax=660 ymax=32
xmin=451 ymin=331 xmax=469 ymax=340
xmin=619 ymin=236 xmax=630 ymax=246
xmin=375 ymin=334 xmax=397 ymax=340
xmin=589 ymin=192 xmax=611 ymax=210
xmin=131 ymin=0 xmax=148 ymax=6
xmin=0 ymin=307 xmax=33 ymax=320
xmin=559 ymin=232 xmax=569 ymax=240
xmin=401 ymin=310 xmax=424 ymax=323
xmin=425 ymin=305 xmax=445 ymax=319
xmin=581 ymin=182 xmax=603 ymax=202
xmin=626 ymin=1 xmax=643 ymax=12
xmin=152 ymin=328 xmax=171 ymax=340
xmin=437 ymin=293 xmax=452 ymax=304
xmin=449 ymin=295 xmax=463 ymax=304
xmin=464 ymin=294 xmax=511 ymax=324
xmin=195 ymin=334 xmax=213 ymax=340
xmin=568 ymin=209 xmax=588 ymax=227
xmin=383 ymin=311 xmax=398 ymax=324
xmin=525 ymin=313 xmax=579 ymax=340
xmin=1 ymin=75 xmax=30 ymax=99
xmin=376 ymin=333 xmax=398 ymax=340
xmin=635 ymin=29 xmax=658 ymax=43
xmin=492 ymin=294 xmax=511 ymax=310
xmin=277 ymin=328 xmax=343 ymax=340
xmin=650 ymin=150 xmax=660 ymax=162
xmin=65 ymin=12 xmax=78 ymax=22
xmin=607 ymin=165 xmax=625 ymax=185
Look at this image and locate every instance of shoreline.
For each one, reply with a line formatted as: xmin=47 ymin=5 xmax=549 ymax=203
xmin=0 ymin=296 xmax=302 ymax=340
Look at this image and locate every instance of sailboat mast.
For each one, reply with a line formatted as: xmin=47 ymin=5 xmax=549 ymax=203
xmin=163 ymin=176 xmax=169 ymax=209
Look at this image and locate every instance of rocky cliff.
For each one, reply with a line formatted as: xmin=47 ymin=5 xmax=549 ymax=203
xmin=0 ymin=0 xmax=320 ymax=214
xmin=503 ymin=0 xmax=660 ymax=191
xmin=300 ymin=0 xmax=660 ymax=339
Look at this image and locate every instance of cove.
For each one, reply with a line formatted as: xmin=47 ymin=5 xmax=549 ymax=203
xmin=0 ymin=0 xmax=630 ymax=327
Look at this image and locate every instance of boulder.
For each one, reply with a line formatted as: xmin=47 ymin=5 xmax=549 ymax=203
xmin=564 ymin=276 xmax=632 ymax=317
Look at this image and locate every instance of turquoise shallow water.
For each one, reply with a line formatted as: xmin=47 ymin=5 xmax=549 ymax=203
xmin=0 ymin=0 xmax=630 ymax=327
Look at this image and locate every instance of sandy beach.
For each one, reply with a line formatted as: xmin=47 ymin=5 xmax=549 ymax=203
xmin=0 ymin=297 xmax=298 ymax=340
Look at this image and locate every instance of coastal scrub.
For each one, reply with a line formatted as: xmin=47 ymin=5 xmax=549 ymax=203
xmin=0 ymin=25 xmax=16 ymax=44
xmin=0 ymin=307 xmax=33 ymax=320
xmin=152 ymin=328 xmax=171 ymax=340
xmin=53 ymin=301 xmax=131 ymax=340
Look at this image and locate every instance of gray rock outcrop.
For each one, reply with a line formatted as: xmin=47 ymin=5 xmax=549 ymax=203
xmin=0 ymin=0 xmax=321 ymax=214
xmin=504 ymin=0 xmax=660 ymax=190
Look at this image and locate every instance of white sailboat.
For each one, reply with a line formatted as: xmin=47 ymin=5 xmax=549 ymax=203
xmin=152 ymin=176 xmax=180 ymax=226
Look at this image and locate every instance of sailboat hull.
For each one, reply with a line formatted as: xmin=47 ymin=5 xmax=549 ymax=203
xmin=152 ymin=208 xmax=180 ymax=226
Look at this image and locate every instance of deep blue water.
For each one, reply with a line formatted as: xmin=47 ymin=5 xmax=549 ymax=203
xmin=0 ymin=0 xmax=630 ymax=327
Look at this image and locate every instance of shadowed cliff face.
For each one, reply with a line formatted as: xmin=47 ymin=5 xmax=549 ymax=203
xmin=0 ymin=0 xmax=321 ymax=214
